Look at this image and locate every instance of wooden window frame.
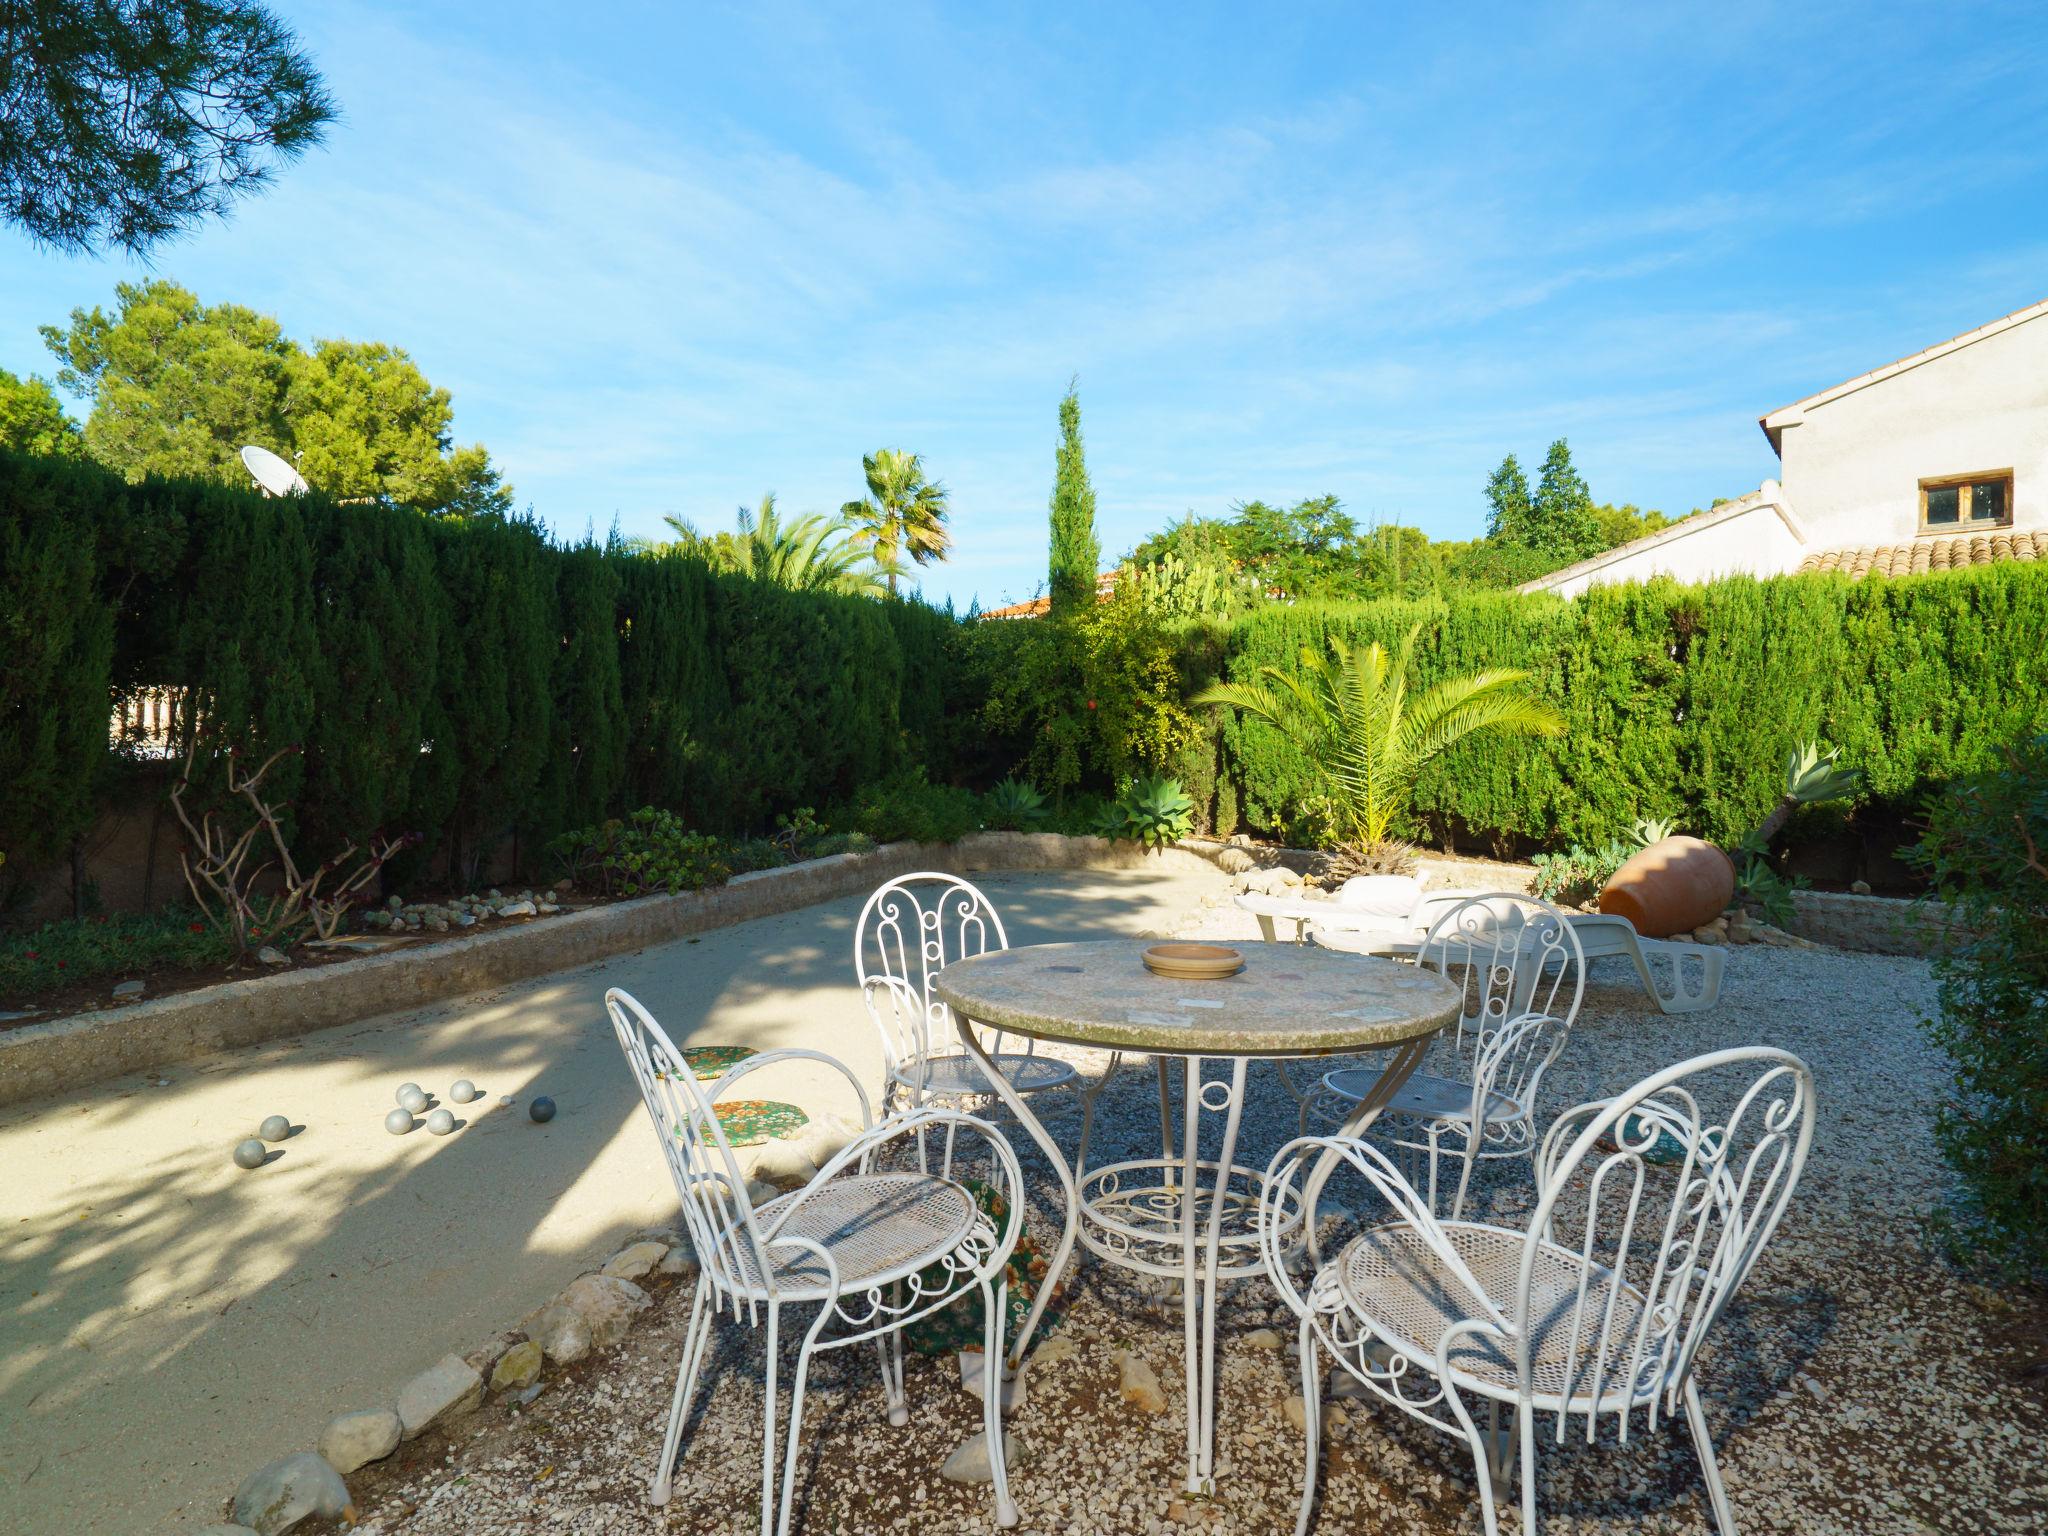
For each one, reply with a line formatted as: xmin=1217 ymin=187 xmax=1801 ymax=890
xmin=1918 ymin=470 xmax=2014 ymax=535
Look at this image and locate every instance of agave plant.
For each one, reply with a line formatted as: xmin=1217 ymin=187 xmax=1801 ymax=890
xmin=1630 ymin=816 xmax=1678 ymax=848
xmin=984 ymin=776 xmax=1050 ymax=830
xmin=1114 ymin=775 xmax=1195 ymax=852
xmin=1742 ymin=740 xmax=1861 ymax=853
xmin=1195 ymin=624 xmax=1563 ymax=874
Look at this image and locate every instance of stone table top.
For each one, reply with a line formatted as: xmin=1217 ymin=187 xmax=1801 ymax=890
xmin=933 ymin=939 xmax=1461 ymax=1058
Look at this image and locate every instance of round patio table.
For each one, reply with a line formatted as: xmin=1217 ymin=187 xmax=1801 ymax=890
xmin=934 ymin=937 xmax=1461 ymax=1495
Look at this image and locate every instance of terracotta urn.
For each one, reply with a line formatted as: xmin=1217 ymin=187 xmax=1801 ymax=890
xmin=1598 ymin=835 xmax=1735 ymax=938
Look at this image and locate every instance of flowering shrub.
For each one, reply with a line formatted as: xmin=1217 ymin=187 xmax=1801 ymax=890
xmin=545 ymin=809 xmax=733 ymax=897
xmin=0 ymin=906 xmax=232 ymax=1001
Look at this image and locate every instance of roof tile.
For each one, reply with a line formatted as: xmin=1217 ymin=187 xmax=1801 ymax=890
xmin=1797 ymin=530 xmax=2048 ymax=579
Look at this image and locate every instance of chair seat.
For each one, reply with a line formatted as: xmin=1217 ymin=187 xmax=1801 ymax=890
xmin=894 ymin=1050 xmax=1077 ymax=1099
xmin=1324 ymin=1067 xmax=1519 ymax=1126
xmin=1332 ymin=1219 xmax=1652 ymax=1408
xmin=713 ymin=1171 xmax=979 ymax=1300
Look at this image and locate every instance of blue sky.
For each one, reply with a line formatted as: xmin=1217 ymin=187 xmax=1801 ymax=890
xmin=4 ymin=1 xmax=2046 ymax=608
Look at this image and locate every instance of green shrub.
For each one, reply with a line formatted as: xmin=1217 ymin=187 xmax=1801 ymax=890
xmin=1911 ymin=735 xmax=2048 ymax=1279
xmin=546 ymin=808 xmax=732 ymax=896
xmin=840 ymin=768 xmax=983 ymax=845
xmin=1529 ymin=841 xmax=1631 ymax=908
xmin=0 ymin=905 xmax=232 ymax=1000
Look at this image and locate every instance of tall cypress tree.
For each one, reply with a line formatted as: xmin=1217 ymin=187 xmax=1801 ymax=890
xmin=1531 ymin=438 xmax=1601 ymax=563
xmin=1483 ymin=454 xmax=1533 ymax=543
xmin=1047 ymin=381 xmax=1100 ymax=614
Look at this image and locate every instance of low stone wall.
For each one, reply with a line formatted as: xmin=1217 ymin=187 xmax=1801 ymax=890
xmin=1785 ymin=888 xmax=1961 ymax=957
xmin=0 ymin=833 xmax=1219 ymax=1109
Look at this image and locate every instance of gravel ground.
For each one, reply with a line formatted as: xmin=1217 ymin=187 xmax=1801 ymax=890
xmin=328 ymin=924 xmax=2048 ymax=1536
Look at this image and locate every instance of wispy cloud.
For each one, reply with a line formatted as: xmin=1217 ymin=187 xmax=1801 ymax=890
xmin=1 ymin=1 xmax=2044 ymax=606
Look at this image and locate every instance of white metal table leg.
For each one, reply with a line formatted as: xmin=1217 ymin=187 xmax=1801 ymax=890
xmin=950 ymin=1005 xmax=1079 ymax=1375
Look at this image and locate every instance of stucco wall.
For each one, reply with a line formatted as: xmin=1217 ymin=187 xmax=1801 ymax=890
xmin=1539 ymin=494 xmax=1807 ymax=597
xmin=1774 ymin=310 xmax=2048 ymax=548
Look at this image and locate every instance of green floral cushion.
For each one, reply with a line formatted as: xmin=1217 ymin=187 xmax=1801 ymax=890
xmin=904 ymin=1179 xmax=1067 ymax=1356
xmin=681 ymin=1044 xmax=754 ymax=1081
xmin=712 ymin=1099 xmax=810 ymax=1147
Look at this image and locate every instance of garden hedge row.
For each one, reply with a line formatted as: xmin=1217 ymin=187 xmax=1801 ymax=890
xmin=1214 ymin=568 xmax=2048 ymax=851
xmin=7 ymin=444 xmax=2048 ymax=901
xmin=0 ymin=450 xmax=961 ymax=892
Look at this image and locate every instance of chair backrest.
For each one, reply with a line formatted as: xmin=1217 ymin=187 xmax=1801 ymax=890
xmin=604 ymin=987 xmax=773 ymax=1311
xmin=854 ymin=872 xmax=1010 ymax=1073
xmin=1417 ymin=892 xmax=1586 ymax=1064
xmin=1524 ymin=1046 xmax=1816 ymax=1440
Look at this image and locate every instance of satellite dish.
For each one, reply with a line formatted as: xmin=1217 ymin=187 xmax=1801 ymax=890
xmin=240 ymin=445 xmax=310 ymax=498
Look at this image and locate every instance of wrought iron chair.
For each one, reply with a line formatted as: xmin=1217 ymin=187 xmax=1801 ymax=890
xmin=606 ymin=988 xmax=1026 ymax=1534
xmin=1262 ymin=1046 xmax=1816 ymax=1536
xmin=1302 ymin=892 xmax=1587 ymax=1218
xmin=855 ymin=872 xmax=1082 ymax=1117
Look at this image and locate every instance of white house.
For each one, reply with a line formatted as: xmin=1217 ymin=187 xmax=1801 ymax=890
xmin=1524 ymin=296 xmax=2048 ymax=596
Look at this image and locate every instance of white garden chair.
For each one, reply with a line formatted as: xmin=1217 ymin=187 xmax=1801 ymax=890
xmin=1262 ymin=1045 xmax=1816 ymax=1536
xmin=855 ymin=873 xmax=1082 ymax=1117
xmin=1301 ymin=893 xmax=1586 ymax=1219
xmin=607 ymin=988 xmax=1026 ymax=1534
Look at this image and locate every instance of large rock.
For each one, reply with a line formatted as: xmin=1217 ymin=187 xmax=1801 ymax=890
xmin=491 ymin=1340 xmax=544 ymax=1392
xmin=524 ymin=1272 xmax=654 ymax=1363
xmin=395 ymin=1354 xmax=483 ymax=1440
xmin=600 ymin=1241 xmax=669 ymax=1281
xmin=527 ymin=1304 xmax=592 ymax=1364
xmin=749 ymin=1137 xmax=819 ymax=1189
xmin=195 ymin=1527 xmax=262 ymax=1536
xmin=316 ymin=1408 xmax=401 ymax=1474
xmin=939 ymin=1429 xmax=1021 ymax=1484
xmin=230 ymin=1453 xmax=354 ymax=1535
xmin=658 ymin=1239 xmax=699 ymax=1277
xmin=1213 ymin=847 xmax=1256 ymax=875
xmin=794 ymin=1112 xmax=864 ymax=1168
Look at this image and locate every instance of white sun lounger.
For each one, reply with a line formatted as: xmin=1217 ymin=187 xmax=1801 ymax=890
xmin=1235 ymin=891 xmax=1723 ymax=1014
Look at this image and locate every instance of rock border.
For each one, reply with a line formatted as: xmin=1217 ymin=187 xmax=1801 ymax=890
xmin=0 ymin=834 xmax=1226 ymax=1109
xmin=217 ymin=1123 xmax=860 ymax=1532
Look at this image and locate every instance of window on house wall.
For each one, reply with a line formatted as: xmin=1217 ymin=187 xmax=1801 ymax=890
xmin=1920 ymin=472 xmax=2013 ymax=533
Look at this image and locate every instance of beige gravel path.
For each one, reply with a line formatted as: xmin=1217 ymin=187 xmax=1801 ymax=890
xmin=0 ymin=861 xmax=1227 ymax=1535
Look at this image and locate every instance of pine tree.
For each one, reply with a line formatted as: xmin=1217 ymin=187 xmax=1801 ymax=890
xmin=1048 ymin=381 xmax=1100 ymax=614
xmin=1484 ymin=454 xmax=1533 ymax=543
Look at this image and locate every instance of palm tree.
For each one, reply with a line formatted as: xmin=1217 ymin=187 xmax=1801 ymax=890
xmin=841 ymin=448 xmax=950 ymax=596
xmin=661 ymin=495 xmax=904 ymax=598
xmin=1194 ymin=624 xmax=1564 ymax=874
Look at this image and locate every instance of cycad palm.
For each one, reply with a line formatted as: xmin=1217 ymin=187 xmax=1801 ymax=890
xmin=1194 ymin=624 xmax=1563 ymax=871
xmin=662 ymin=495 xmax=904 ymax=598
xmin=841 ymin=448 xmax=950 ymax=597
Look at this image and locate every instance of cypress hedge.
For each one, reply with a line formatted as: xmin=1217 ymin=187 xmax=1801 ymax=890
xmin=1216 ymin=568 xmax=2048 ymax=851
xmin=0 ymin=450 xmax=956 ymax=895
xmin=6 ymin=443 xmax=2048 ymax=903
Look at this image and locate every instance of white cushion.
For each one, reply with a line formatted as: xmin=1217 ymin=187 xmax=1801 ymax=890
xmin=1334 ymin=875 xmax=1426 ymax=916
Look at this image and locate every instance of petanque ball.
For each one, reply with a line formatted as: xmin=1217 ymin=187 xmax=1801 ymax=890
xmin=385 ymin=1107 xmax=416 ymax=1136
xmin=529 ymin=1095 xmax=556 ymax=1124
xmin=449 ymin=1079 xmax=478 ymax=1104
xmin=233 ymin=1138 xmax=267 ymax=1170
xmin=258 ymin=1114 xmax=291 ymax=1143
xmin=398 ymin=1085 xmax=429 ymax=1115
xmin=395 ymin=1081 xmax=421 ymax=1105
xmin=426 ymin=1108 xmax=456 ymax=1136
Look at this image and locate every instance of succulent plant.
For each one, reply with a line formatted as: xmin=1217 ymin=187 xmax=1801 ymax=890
xmin=985 ymin=776 xmax=1050 ymax=830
